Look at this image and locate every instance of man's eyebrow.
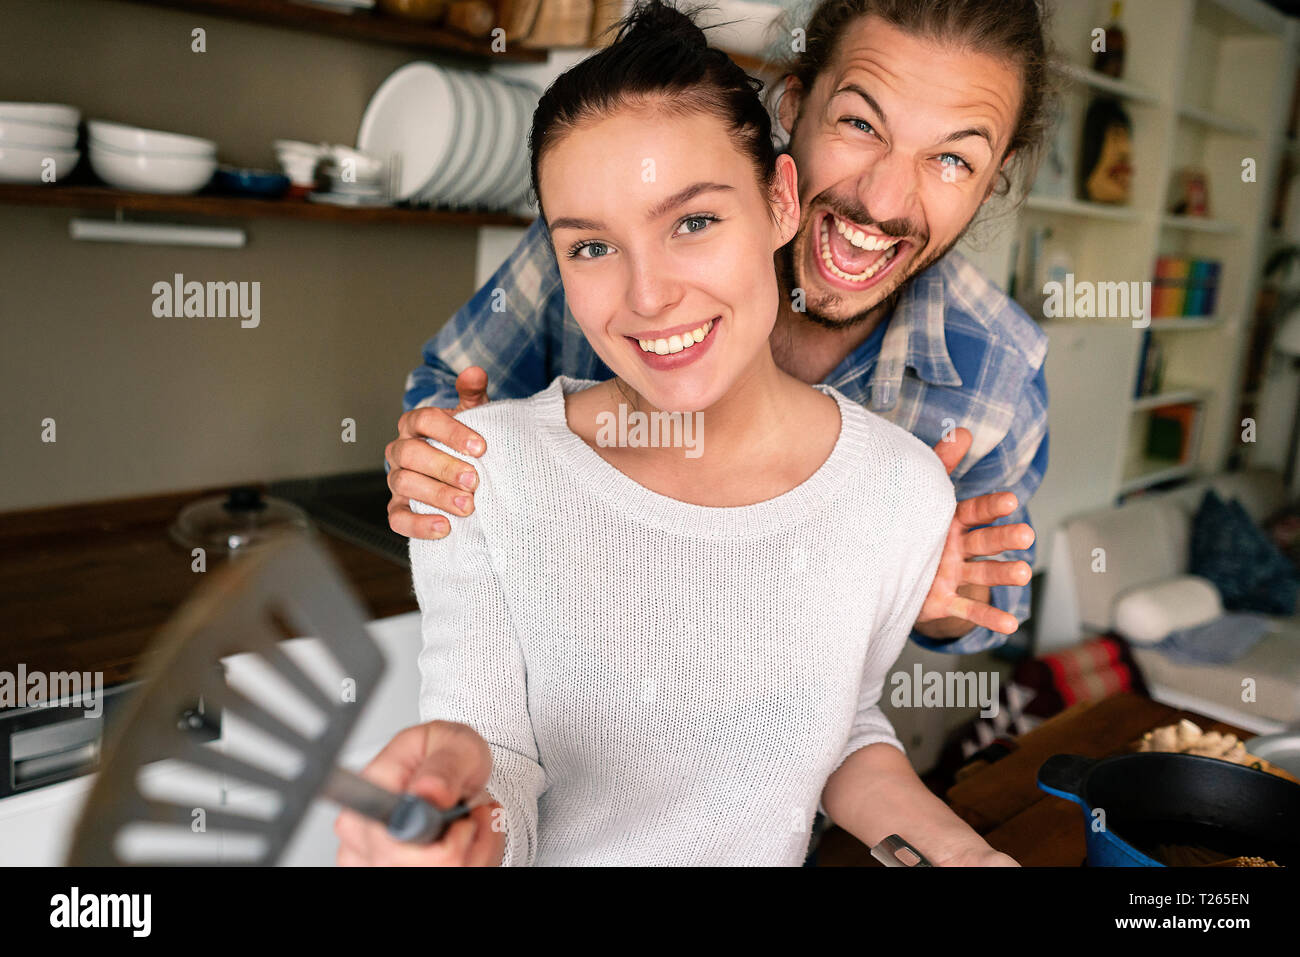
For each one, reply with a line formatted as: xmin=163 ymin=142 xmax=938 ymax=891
xmin=938 ymin=126 xmax=995 ymax=151
xmin=547 ymin=181 xmax=735 ymax=232
xmin=835 ymin=83 xmax=887 ymax=126
xmin=835 ymin=82 xmax=995 ymax=152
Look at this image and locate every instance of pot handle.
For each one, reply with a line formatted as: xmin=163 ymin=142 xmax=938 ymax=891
xmin=1037 ymin=753 xmax=1096 ymax=806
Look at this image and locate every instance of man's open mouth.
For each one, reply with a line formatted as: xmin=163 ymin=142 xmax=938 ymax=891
xmin=813 ymin=210 xmax=910 ymax=288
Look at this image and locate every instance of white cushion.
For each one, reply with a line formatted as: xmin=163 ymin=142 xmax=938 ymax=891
xmin=1113 ymin=575 xmax=1223 ymax=645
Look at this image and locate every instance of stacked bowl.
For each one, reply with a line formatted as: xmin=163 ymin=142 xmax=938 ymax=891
xmin=357 ymin=63 xmax=540 ymax=213
xmin=0 ymin=103 xmax=81 ymax=184
xmin=88 ymin=120 xmax=217 ymax=194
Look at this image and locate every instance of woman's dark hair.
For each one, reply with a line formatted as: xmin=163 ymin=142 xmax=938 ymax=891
xmin=527 ymin=0 xmax=781 ymax=228
xmin=774 ymin=0 xmax=1056 ymax=198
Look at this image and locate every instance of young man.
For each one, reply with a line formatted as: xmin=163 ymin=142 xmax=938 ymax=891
xmin=384 ymin=0 xmax=1049 ymax=653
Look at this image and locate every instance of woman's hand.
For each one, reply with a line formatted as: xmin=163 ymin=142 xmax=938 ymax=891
xmin=386 ymin=367 xmax=491 ymax=540
xmin=334 ymin=720 xmax=505 ymax=866
xmin=914 ymin=428 xmax=1035 ymax=638
xmin=927 ymin=840 xmax=1021 ymax=867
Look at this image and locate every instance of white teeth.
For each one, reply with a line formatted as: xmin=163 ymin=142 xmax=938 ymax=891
xmin=636 ymin=318 xmax=715 ymax=353
xmin=820 ymin=219 xmax=899 ymax=283
xmin=832 ymin=214 xmax=900 ymax=251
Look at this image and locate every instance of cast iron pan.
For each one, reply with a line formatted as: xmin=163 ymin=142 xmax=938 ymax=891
xmin=1039 ymin=752 xmax=1300 ymax=866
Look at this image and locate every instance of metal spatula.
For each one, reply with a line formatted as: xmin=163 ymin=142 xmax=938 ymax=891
xmin=66 ymin=534 xmax=468 ymax=865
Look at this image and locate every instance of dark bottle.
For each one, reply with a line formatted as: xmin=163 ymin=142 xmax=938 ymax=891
xmin=1093 ymin=1 xmax=1126 ymax=79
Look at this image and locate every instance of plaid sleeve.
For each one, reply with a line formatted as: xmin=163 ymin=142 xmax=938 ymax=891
xmin=402 ymin=216 xmax=567 ymax=413
xmin=911 ymin=363 xmax=1049 ymax=654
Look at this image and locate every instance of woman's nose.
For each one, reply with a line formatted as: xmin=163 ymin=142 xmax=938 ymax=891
xmin=624 ymin=254 xmax=682 ymax=317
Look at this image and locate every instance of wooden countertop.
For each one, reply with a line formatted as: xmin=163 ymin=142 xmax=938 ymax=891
xmin=0 ymin=487 xmax=418 ymax=686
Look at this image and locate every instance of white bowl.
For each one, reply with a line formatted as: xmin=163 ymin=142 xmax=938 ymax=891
xmin=89 ymin=142 xmax=216 ymax=194
xmin=328 ymin=144 xmax=386 ymax=182
xmin=0 ymin=102 xmax=80 ymax=128
xmin=0 ymin=144 xmax=80 ymax=184
xmin=0 ymin=117 xmax=79 ymax=149
xmin=274 ymin=139 xmax=328 ymax=161
xmin=88 ymin=120 xmax=216 ymax=157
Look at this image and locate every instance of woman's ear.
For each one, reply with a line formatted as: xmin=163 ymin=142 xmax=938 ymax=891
xmin=770 ymin=153 xmax=800 ymax=247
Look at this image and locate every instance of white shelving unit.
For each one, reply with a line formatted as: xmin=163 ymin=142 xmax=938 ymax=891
xmin=1012 ymin=0 xmax=1297 ymax=575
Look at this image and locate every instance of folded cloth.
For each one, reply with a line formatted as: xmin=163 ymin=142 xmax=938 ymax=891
xmin=1151 ymin=612 xmax=1276 ymax=665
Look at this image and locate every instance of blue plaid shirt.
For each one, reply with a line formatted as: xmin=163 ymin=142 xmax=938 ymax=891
xmin=405 ymin=215 xmax=1049 ymax=654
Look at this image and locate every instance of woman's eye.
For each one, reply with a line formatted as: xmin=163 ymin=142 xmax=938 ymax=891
xmin=569 ymin=241 xmax=610 ymax=260
xmin=674 ymin=214 xmax=718 ymax=236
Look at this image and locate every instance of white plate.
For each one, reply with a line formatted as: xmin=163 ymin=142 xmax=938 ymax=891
xmin=307 ymin=191 xmax=393 ymax=207
xmin=88 ymin=120 xmax=215 ymax=157
xmin=481 ymin=79 xmax=525 ymax=211
xmin=495 ymin=80 xmax=538 ymax=210
xmin=0 ymin=144 xmax=79 ymax=184
xmin=357 ymin=62 xmax=458 ymax=203
xmin=457 ymin=73 xmax=507 ymax=209
xmin=472 ymin=75 xmax=520 ymax=211
xmin=426 ymin=69 xmax=485 ymax=207
xmin=407 ymin=68 xmax=464 ymax=206
xmin=0 ymin=102 xmax=79 ymax=128
xmin=0 ymin=118 xmax=78 ymax=149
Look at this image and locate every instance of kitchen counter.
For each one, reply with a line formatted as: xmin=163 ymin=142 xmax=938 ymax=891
xmin=0 ymin=486 xmax=418 ymax=684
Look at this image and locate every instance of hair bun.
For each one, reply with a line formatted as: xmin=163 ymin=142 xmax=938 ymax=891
xmin=619 ymin=0 xmax=710 ymax=52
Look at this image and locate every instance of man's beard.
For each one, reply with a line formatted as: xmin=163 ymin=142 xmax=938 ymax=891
xmin=776 ymin=218 xmax=969 ymax=331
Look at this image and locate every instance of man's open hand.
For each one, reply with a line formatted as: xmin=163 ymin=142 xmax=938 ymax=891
xmin=915 ymin=428 xmax=1034 ymax=639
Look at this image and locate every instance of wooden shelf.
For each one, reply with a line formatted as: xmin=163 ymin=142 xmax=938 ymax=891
xmin=106 ymin=0 xmax=547 ymax=61
xmin=1050 ymin=61 xmax=1160 ymax=105
xmin=0 ymin=183 xmax=534 ymax=228
xmin=1177 ymin=103 xmax=1260 ymax=138
xmin=1147 ymin=315 xmax=1224 ymax=330
xmin=1023 ymin=194 xmax=1138 ymax=221
xmin=1132 ymin=387 xmax=1209 ymax=411
xmin=721 ymin=48 xmax=782 ymax=75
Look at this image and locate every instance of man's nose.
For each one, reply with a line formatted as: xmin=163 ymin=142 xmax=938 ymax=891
xmin=858 ymin=150 xmax=920 ymax=230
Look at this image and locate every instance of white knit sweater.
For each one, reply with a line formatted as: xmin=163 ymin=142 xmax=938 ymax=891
xmin=410 ymin=375 xmax=955 ymax=866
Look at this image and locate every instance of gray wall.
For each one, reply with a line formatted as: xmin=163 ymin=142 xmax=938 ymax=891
xmin=0 ymin=0 xmax=485 ymax=510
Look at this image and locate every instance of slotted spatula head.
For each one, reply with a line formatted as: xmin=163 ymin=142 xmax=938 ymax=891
xmin=67 ymin=534 xmax=385 ymax=866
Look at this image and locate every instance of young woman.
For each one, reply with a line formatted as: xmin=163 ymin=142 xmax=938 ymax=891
xmin=339 ymin=0 xmax=1016 ymax=867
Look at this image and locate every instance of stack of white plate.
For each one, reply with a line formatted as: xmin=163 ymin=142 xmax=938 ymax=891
xmin=0 ymin=103 xmax=81 ymax=184
xmin=88 ymin=120 xmax=217 ymax=194
xmin=357 ymin=63 xmax=539 ymax=213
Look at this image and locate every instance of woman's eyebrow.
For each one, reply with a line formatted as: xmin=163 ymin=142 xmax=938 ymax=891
xmin=549 ymin=181 xmax=735 ymax=232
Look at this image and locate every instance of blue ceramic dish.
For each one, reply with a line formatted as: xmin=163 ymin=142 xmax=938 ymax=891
xmin=214 ymin=166 xmax=291 ymax=198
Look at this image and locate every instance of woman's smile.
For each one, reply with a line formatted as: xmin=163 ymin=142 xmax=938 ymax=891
xmin=624 ymin=314 xmax=721 ymax=370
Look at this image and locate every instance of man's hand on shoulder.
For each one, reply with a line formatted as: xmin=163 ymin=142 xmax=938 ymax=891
xmin=913 ymin=428 xmax=1034 ymax=639
xmin=387 ymin=366 xmax=491 ymax=541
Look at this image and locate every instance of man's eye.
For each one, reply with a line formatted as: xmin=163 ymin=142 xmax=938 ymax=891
xmin=939 ymin=153 xmax=972 ymax=174
xmin=843 ymin=117 xmax=877 ymax=136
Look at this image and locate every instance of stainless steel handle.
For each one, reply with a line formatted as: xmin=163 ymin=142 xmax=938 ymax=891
xmin=870 ymin=834 xmax=934 ymax=867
